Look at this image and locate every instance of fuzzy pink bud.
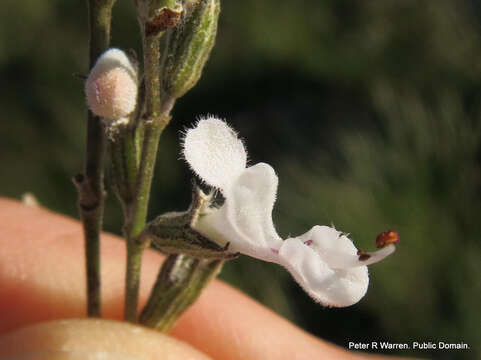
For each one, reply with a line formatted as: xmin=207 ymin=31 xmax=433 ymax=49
xmin=85 ymin=48 xmax=138 ymax=120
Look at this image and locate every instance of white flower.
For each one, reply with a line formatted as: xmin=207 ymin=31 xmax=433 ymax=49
xmin=183 ymin=117 xmax=397 ymax=307
xmin=85 ymin=48 xmax=138 ymax=122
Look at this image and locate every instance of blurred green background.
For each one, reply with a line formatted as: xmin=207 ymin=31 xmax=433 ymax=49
xmin=1 ymin=1 xmax=480 ymax=359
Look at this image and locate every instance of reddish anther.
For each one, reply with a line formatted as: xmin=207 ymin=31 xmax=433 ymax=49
xmin=376 ymin=230 xmax=400 ymax=248
xmin=357 ymin=249 xmax=371 ymax=261
xmin=304 ymin=240 xmax=313 ymax=246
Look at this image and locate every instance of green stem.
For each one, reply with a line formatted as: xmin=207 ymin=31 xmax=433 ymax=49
xmin=124 ymin=130 xmax=139 ymax=188
xmin=123 ymin=33 xmax=175 ymax=322
xmin=78 ymin=0 xmax=117 ymax=318
xmin=109 ymin=125 xmax=139 ymax=207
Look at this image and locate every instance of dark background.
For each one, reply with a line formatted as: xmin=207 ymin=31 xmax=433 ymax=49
xmin=1 ymin=1 xmax=480 ymax=359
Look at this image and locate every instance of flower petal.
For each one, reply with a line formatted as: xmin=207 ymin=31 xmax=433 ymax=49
xmin=195 ymin=163 xmax=283 ymax=261
xmin=278 ymin=228 xmax=369 ymax=307
xmin=183 ymin=117 xmax=247 ymax=189
xmin=295 ymin=225 xmax=358 ymax=269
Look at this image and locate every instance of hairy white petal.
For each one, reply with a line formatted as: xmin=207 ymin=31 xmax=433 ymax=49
xmin=183 ymin=117 xmax=247 ymax=189
xmin=224 ymin=163 xmax=282 ymax=256
xmin=194 ymin=163 xmax=283 ymax=261
xmin=278 ymin=236 xmax=369 ymax=307
xmin=296 ymin=226 xmax=358 ymax=269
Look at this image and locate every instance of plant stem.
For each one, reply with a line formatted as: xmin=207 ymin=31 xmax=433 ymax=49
xmin=77 ymin=0 xmax=116 ymax=318
xmin=123 ymin=32 xmax=175 ymax=322
xmin=109 ymin=126 xmax=139 ymax=207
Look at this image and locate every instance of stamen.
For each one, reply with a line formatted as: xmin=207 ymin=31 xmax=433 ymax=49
xmin=329 ymin=244 xmax=396 ymax=270
xmin=304 ymin=240 xmax=313 ymax=246
xmin=357 ymin=249 xmax=371 ymax=261
xmin=376 ymin=230 xmax=400 ymax=248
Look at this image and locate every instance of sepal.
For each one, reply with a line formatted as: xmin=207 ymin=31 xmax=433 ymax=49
xmin=141 ymin=185 xmax=238 ymax=259
xmin=139 ymin=254 xmax=224 ymax=331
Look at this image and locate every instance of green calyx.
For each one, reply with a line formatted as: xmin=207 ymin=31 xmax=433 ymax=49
xmin=160 ymin=0 xmax=220 ymax=99
xmin=139 ymin=254 xmax=223 ymax=331
xmin=138 ymin=186 xmax=234 ymax=331
xmin=140 ymin=186 xmax=237 ymax=260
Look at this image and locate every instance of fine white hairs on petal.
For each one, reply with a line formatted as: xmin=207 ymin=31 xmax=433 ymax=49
xmin=278 ymin=226 xmax=369 ymax=307
xmin=296 ymin=225 xmax=361 ymax=269
xmin=193 ymin=163 xmax=283 ymax=261
xmin=183 ymin=117 xmax=247 ymax=189
xmin=222 ymin=163 xmax=282 ymax=258
xmin=85 ymin=48 xmax=138 ymax=120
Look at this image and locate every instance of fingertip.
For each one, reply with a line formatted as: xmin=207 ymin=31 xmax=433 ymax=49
xmin=0 ymin=319 xmax=211 ymax=360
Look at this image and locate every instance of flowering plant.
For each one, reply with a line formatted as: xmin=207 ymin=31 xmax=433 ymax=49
xmin=78 ymin=0 xmax=398 ymax=331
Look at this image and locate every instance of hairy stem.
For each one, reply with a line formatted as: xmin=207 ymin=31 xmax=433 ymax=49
xmin=78 ymin=0 xmax=117 ymax=317
xmin=109 ymin=125 xmax=139 ymax=208
xmin=124 ymin=32 xmax=175 ymax=322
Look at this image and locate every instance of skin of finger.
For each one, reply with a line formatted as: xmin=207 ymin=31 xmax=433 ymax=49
xmin=0 ymin=198 xmax=386 ymax=360
xmin=0 ymin=318 xmax=211 ymax=360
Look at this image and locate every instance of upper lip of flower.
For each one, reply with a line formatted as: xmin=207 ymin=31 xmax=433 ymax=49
xmin=183 ymin=116 xmax=397 ymax=307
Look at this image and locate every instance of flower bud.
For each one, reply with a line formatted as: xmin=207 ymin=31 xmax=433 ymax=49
xmin=160 ymin=0 xmax=220 ymax=99
xmin=85 ymin=48 xmax=138 ymax=121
